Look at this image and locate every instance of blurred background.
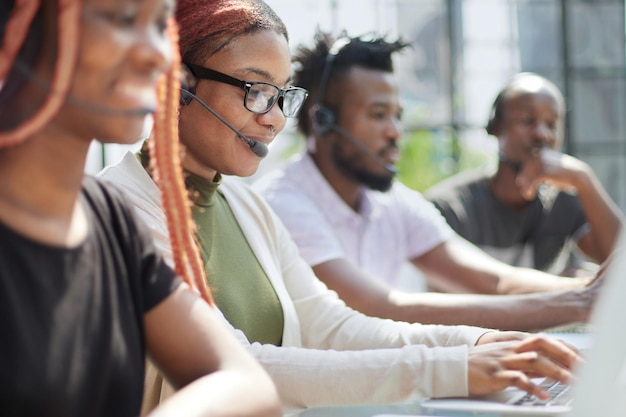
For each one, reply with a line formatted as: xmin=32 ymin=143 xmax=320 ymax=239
xmin=88 ymin=0 xmax=626 ymax=211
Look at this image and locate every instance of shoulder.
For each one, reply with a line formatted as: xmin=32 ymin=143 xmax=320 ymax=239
xmin=98 ymin=152 xmax=159 ymax=201
xmin=221 ymin=176 xmax=287 ymax=224
xmin=82 ymin=175 xmax=142 ymax=232
xmin=425 ymin=168 xmax=492 ymax=203
xmin=378 ymin=182 xmax=453 ymax=229
xmin=254 ymin=154 xmax=309 ymax=196
xmin=254 ymin=154 xmax=322 ymax=213
xmin=382 ymin=181 xmax=431 ymax=207
xmin=82 ymin=175 xmax=132 ymax=211
xmin=425 ymin=167 xmax=491 ymax=197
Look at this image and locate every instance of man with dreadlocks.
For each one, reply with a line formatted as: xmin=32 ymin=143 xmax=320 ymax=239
xmin=0 ymin=1 xmax=279 ymax=416
xmin=255 ymin=32 xmax=604 ymax=332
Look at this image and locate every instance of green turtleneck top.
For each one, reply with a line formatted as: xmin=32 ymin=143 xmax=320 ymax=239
xmin=139 ymin=148 xmax=284 ymax=345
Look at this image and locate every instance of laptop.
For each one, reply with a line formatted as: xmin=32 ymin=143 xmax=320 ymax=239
xmin=386 ymin=232 xmax=626 ymax=417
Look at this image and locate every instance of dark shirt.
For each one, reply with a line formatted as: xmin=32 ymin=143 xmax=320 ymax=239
xmin=0 ymin=176 xmax=180 ymax=417
xmin=426 ymin=169 xmax=587 ymax=273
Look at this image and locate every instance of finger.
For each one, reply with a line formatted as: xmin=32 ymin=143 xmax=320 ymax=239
xmin=494 ymin=370 xmax=550 ymax=400
xmin=515 ymin=335 xmax=582 ymax=369
xmin=515 ymin=171 xmax=541 ymax=200
xmin=587 ymin=256 xmax=613 ymax=287
xmin=501 ymin=350 xmax=574 ymax=385
xmin=527 ymin=334 xmax=581 ymax=355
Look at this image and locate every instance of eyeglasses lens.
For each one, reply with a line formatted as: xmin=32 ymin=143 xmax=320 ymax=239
xmin=245 ymin=84 xmax=307 ymax=117
xmin=246 ymin=84 xmax=277 ymax=114
xmin=282 ymin=90 xmax=307 ymax=117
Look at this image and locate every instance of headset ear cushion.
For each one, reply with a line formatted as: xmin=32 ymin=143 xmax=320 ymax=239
xmin=179 ymin=62 xmax=195 ymax=106
xmin=180 ymin=89 xmax=193 ymax=106
xmin=312 ymin=105 xmax=336 ymax=136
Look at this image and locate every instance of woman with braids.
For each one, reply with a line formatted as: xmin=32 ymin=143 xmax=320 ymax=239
xmin=0 ymin=1 xmax=280 ymax=417
xmin=101 ymin=0 xmax=582 ymax=414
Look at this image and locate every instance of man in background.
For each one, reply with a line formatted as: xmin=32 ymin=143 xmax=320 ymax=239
xmin=255 ymin=32 xmax=606 ymax=332
xmin=426 ymin=73 xmax=623 ymax=276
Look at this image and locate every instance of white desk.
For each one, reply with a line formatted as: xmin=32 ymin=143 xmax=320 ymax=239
xmin=291 ymin=401 xmax=426 ymax=417
xmin=291 ymin=401 xmax=496 ymax=417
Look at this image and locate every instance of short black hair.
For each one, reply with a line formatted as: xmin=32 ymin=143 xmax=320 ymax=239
xmin=486 ymin=72 xmax=565 ymax=136
xmin=293 ymin=31 xmax=410 ymax=137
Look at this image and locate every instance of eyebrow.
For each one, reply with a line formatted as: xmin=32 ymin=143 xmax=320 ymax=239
xmin=370 ymin=102 xmax=403 ymax=112
xmin=235 ymin=67 xmax=293 ymax=86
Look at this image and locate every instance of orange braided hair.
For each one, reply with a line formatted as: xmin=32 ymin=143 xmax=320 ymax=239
xmin=0 ymin=0 xmax=80 ymax=148
xmin=150 ymin=19 xmax=213 ymax=304
xmin=0 ymin=1 xmax=214 ymax=305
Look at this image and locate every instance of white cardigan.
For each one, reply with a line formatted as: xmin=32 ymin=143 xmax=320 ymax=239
xmin=99 ymin=152 xmax=488 ymax=411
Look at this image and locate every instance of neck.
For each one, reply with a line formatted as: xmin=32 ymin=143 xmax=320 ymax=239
xmin=310 ymin=151 xmax=363 ymax=212
xmin=490 ymin=163 xmax=531 ymax=209
xmin=0 ymin=129 xmax=90 ymax=245
xmin=181 ymin=153 xmax=219 ymax=182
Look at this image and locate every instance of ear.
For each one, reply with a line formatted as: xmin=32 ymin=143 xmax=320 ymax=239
xmin=486 ymin=117 xmax=502 ymax=137
xmin=179 ymin=63 xmax=196 ymax=106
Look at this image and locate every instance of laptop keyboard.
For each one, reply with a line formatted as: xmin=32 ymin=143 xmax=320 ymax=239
xmin=513 ymin=379 xmax=573 ymax=407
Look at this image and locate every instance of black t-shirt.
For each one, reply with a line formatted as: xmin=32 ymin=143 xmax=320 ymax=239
xmin=0 ymin=176 xmax=180 ymax=417
xmin=426 ymin=170 xmax=587 ymax=273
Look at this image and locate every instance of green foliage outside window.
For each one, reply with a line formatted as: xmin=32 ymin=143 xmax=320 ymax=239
xmin=396 ymin=129 xmax=494 ymax=192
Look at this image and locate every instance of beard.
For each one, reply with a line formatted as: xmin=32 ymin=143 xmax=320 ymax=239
xmin=331 ymin=141 xmax=395 ymax=192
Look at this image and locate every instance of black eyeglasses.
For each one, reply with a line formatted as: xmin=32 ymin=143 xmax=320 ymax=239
xmin=186 ymin=63 xmax=308 ymax=118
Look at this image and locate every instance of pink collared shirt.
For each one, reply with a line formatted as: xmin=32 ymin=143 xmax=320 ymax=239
xmin=256 ymin=153 xmax=455 ymax=287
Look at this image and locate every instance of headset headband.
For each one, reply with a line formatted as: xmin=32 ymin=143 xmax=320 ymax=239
xmin=315 ymin=37 xmax=350 ymax=110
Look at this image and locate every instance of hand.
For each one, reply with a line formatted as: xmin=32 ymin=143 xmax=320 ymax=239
xmin=566 ymin=256 xmax=609 ymax=323
xmin=587 ymin=254 xmax=613 ymax=286
xmin=475 ymin=330 xmax=528 ymax=345
xmin=516 ymin=149 xmax=585 ymax=200
xmin=467 ymin=334 xmax=582 ymax=399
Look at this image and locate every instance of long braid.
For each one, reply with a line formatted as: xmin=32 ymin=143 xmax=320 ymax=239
xmin=150 ymin=18 xmax=214 ymax=305
xmin=0 ymin=0 xmax=80 ymax=148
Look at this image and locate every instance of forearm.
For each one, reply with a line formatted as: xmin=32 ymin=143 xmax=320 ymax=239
xmin=571 ymin=167 xmax=624 ymax=261
xmin=414 ymin=239 xmax=589 ymax=295
xmin=148 ymin=369 xmax=281 ymax=417
xmin=494 ymin=265 xmax=593 ymax=294
xmin=249 ymin=341 xmax=471 ymax=407
xmin=386 ymin=290 xmax=590 ymax=332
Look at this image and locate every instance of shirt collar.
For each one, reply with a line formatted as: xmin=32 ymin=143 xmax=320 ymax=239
xmin=185 ymin=171 xmax=223 ymax=208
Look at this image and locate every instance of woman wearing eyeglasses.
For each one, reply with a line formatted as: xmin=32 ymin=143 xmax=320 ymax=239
xmin=100 ymin=0 xmax=580 ymax=414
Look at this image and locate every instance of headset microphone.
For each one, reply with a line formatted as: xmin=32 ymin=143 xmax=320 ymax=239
xmin=179 ymin=88 xmax=269 ymax=158
xmin=330 ymin=124 xmax=398 ymax=175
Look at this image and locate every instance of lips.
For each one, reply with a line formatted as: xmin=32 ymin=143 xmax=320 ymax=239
xmin=383 ymin=146 xmax=400 ymax=164
xmin=114 ymin=83 xmax=158 ymax=111
xmin=244 ymin=135 xmax=272 ymax=147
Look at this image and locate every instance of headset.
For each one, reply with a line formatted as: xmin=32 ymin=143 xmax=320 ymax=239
xmin=486 ymin=89 xmax=505 ymax=136
xmin=179 ymin=62 xmax=196 ymax=106
xmin=311 ymin=38 xmax=351 ymax=137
